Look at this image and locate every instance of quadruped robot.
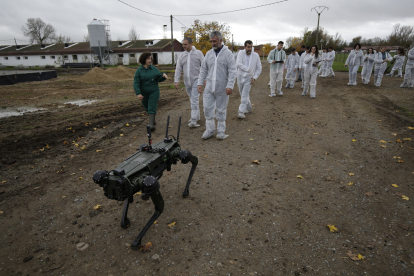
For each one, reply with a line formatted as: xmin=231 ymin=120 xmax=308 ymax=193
xmin=92 ymin=116 xmax=198 ymax=250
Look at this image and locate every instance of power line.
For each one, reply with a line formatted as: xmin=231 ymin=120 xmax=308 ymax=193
xmin=118 ymin=0 xmax=289 ymax=17
xmin=172 ymin=17 xmax=188 ymax=29
xmin=174 ymin=0 xmax=289 ymax=16
xmin=117 ymin=0 xmax=169 ymax=17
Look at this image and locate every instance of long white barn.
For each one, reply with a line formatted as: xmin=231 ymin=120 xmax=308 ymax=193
xmin=0 ymin=39 xmax=183 ymax=67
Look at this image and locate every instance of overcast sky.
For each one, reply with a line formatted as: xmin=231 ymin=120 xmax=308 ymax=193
xmin=1 ymin=0 xmax=414 ymax=47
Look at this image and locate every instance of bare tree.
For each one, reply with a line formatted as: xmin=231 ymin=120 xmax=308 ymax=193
xmin=128 ymin=26 xmax=139 ymax=41
xmin=52 ymin=34 xmax=73 ymax=44
xmin=83 ymin=34 xmax=89 ymax=42
xmin=387 ymin=24 xmax=414 ymax=47
xmin=21 ymin=18 xmax=56 ymax=44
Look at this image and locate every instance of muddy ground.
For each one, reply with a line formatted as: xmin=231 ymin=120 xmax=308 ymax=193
xmin=0 ymin=63 xmax=414 ymax=276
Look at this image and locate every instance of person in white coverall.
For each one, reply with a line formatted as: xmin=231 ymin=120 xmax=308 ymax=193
xmin=285 ymin=48 xmax=299 ymax=89
xmin=174 ymin=37 xmax=204 ymax=128
xmin=401 ymin=47 xmax=414 ymax=88
xmin=318 ymin=48 xmax=327 ymax=75
xmin=299 ymin=46 xmax=310 ymax=88
xmin=302 ymin=45 xmax=322 ymax=98
xmin=236 ymin=40 xmax=262 ymax=119
xmin=374 ymin=46 xmax=393 ymax=87
xmin=361 ymin=47 xmax=375 ymax=84
xmin=197 ymin=31 xmax=237 ymax=140
xmin=387 ymin=48 xmax=405 ymax=77
xmin=267 ymin=41 xmax=286 ymax=97
xmin=321 ymin=47 xmax=335 ymax=77
xmin=345 ymin=43 xmax=364 ymax=86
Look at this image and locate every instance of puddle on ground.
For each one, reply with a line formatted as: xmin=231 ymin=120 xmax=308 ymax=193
xmin=64 ymin=100 xmax=99 ymax=106
xmin=0 ymin=107 xmax=47 ymax=119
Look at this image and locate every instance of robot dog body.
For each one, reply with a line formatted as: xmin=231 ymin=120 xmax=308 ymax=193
xmin=93 ymin=117 xmax=198 ymax=250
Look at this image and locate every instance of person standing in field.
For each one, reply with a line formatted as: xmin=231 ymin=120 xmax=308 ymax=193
xmin=197 ymin=31 xmax=237 ymax=140
xmin=285 ymin=48 xmax=300 ymax=89
xmin=345 ymin=43 xmax=364 ymax=86
xmin=299 ymin=46 xmax=310 ymax=88
xmin=133 ymin=52 xmax=168 ymax=131
xmin=235 ymin=40 xmax=262 ymax=119
xmin=302 ymin=45 xmax=322 ymax=98
xmin=361 ymin=47 xmax=376 ymax=84
xmin=296 ymin=45 xmax=306 ymax=82
xmin=401 ymin=46 xmax=414 ymax=88
xmin=387 ymin=47 xmax=405 ymax=77
xmin=267 ymin=41 xmax=286 ymax=97
xmin=320 ymin=47 xmax=335 ymax=77
xmin=318 ymin=48 xmax=327 ymax=76
xmin=174 ymin=37 xmax=204 ymax=128
xmin=374 ymin=46 xmax=393 ymax=87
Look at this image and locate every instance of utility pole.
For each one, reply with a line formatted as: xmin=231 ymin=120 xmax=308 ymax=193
xmin=170 ymin=15 xmax=174 ymax=66
xmin=311 ymin=6 xmax=328 ymax=48
xmin=14 ymin=38 xmax=17 ymax=47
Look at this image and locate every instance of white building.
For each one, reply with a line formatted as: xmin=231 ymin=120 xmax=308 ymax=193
xmin=0 ymin=39 xmax=183 ymax=67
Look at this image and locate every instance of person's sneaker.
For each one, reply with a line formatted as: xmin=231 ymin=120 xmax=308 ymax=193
xmin=353 ymin=83 xmax=357 ymax=86
xmin=277 ymin=90 xmax=283 ymax=95
xmin=396 ymin=75 xmax=403 ymax=78
xmin=188 ymin=121 xmax=200 ymax=128
xmin=269 ymin=94 xmax=276 ymax=97
xmin=216 ymin=133 xmax=229 ymax=140
xmin=238 ymin=112 xmax=246 ymax=119
xmin=301 ymin=91 xmax=306 ymax=96
xmin=310 ymin=96 xmax=315 ymax=99
xmin=347 ymin=83 xmax=352 ymax=86
xmin=201 ymin=130 xmax=215 ymax=140
xmin=400 ymin=83 xmax=408 ymax=88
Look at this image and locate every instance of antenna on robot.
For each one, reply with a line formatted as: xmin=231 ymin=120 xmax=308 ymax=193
xmin=177 ymin=117 xmax=182 ymax=142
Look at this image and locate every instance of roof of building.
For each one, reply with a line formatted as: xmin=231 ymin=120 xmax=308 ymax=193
xmin=0 ymin=39 xmax=181 ymax=56
xmin=342 ymin=45 xmax=406 ymax=52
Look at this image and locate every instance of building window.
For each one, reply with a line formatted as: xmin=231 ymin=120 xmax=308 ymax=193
xmin=41 ymin=56 xmax=46 ymax=59
xmin=24 ymin=56 xmax=28 ymax=59
xmin=16 ymin=57 xmax=21 ymax=60
xmin=63 ymin=55 xmax=68 ymax=59
xmin=50 ymin=56 xmax=55 ymax=59
xmin=72 ymin=55 xmax=78 ymax=60
xmin=129 ymin=54 xmax=135 ymax=57
xmin=4 ymin=57 xmax=8 ymax=60
xmin=118 ymin=54 xmax=124 ymax=58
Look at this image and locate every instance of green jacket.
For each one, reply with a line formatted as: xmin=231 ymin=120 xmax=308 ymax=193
xmin=133 ymin=65 xmax=166 ymax=95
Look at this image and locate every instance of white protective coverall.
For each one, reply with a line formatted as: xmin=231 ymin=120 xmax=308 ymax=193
xmin=303 ymin=53 xmax=322 ymax=98
xmin=318 ymin=51 xmax=327 ymax=75
xmin=236 ymin=48 xmax=262 ymax=116
xmin=361 ymin=53 xmax=376 ymax=84
xmin=299 ymin=52 xmax=308 ymax=88
xmin=345 ymin=49 xmax=364 ymax=85
xmin=389 ymin=54 xmax=406 ymax=77
xmin=285 ymin=53 xmax=299 ymax=88
xmin=174 ymin=46 xmax=204 ymax=126
xmin=197 ymin=45 xmax=237 ymax=140
xmin=321 ymin=50 xmax=336 ymax=77
xmin=267 ymin=48 xmax=286 ymax=96
xmin=374 ymin=52 xmax=393 ymax=86
xmin=401 ymin=48 xmax=414 ymax=88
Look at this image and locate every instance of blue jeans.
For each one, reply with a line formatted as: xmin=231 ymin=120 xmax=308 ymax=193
xmin=297 ymin=70 xmax=302 ymax=80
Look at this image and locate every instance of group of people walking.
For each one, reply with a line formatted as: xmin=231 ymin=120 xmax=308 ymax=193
xmin=133 ymin=30 xmax=414 ymax=140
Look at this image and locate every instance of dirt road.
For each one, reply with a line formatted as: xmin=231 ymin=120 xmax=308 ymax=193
xmin=0 ymin=63 xmax=413 ymax=275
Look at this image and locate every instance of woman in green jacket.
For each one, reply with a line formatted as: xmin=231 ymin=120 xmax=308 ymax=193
xmin=133 ymin=52 xmax=168 ymax=131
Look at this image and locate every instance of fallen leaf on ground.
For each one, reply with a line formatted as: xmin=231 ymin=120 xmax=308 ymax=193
xmin=0 ymin=211 xmax=3 ymax=214
xmin=352 ymin=139 xmax=356 ymax=142
xmin=396 ymin=139 xmax=403 ymax=143
xmin=74 ymin=144 xmax=79 ymax=147
xmin=401 ymin=195 xmax=409 ymax=200
xmin=297 ymin=175 xmax=303 ymax=179
xmin=408 ymin=127 xmax=414 ymax=130
xmin=203 ymin=155 xmax=208 ymax=158
xmin=249 ymin=138 xmax=254 ymax=141
xmin=327 ymin=225 xmax=337 ymax=232
xmin=126 ymin=123 xmax=130 ymax=127
xmin=93 ymin=204 xmax=101 ymax=210
xmin=120 ymin=134 xmax=124 ymax=137
xmin=62 ymin=196 xmax=66 ymax=198
xmin=325 ymin=152 xmax=329 ymax=155
xmin=78 ymin=177 xmax=83 ymax=180
xmin=63 ymin=141 xmax=69 ymax=145
xmin=346 ymin=251 xmax=363 ymax=261
xmin=348 ymin=182 xmax=354 ymax=185
xmin=358 ymin=254 xmax=364 ymax=260
xmin=392 ymin=184 xmax=398 ymax=187
xmin=403 ymin=138 xmax=411 ymax=141
xmin=247 ymin=129 xmax=251 ymax=132
xmin=379 ymin=140 xmax=387 ymax=143
xmin=398 ymin=224 xmax=409 ymax=230
xmin=365 ymin=192 xmax=374 ymax=197
xmin=96 ymin=150 xmax=102 ymax=152
xmin=380 ymin=145 xmax=387 ymax=148
xmin=395 ymin=192 xmax=403 ymax=196
xmin=313 ymin=133 xmax=319 ymax=135
xmin=398 ymin=160 xmax=404 ymax=163
xmin=348 ymin=173 xmax=354 ymax=176
xmin=252 ymin=160 xmax=260 ymax=164
xmin=140 ymin=242 xmax=153 ymax=252
xmin=134 ymin=191 xmax=142 ymax=195
xmin=153 ymin=221 xmax=158 ymax=224
xmin=392 ymin=133 xmax=397 ymax=136
xmin=1 ymin=180 xmax=6 ymax=184
xmin=167 ymin=222 xmax=176 ymax=228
